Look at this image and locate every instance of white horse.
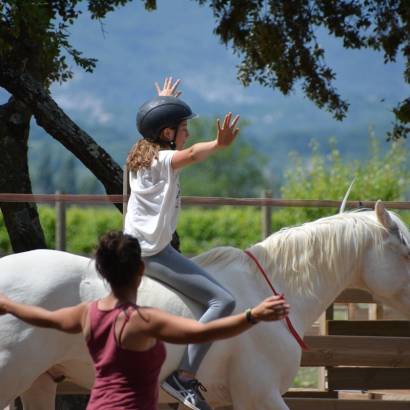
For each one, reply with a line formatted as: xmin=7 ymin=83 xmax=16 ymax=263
xmin=0 ymin=201 xmax=409 ymax=410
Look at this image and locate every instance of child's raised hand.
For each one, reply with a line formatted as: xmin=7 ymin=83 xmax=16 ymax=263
xmin=216 ymin=113 xmax=240 ymax=147
xmin=155 ymin=77 xmax=181 ymax=97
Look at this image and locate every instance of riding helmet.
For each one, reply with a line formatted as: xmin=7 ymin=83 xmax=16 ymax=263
xmin=136 ymin=96 xmax=196 ymax=141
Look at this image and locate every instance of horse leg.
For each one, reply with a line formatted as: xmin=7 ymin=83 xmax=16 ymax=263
xmin=230 ymin=394 xmax=288 ymax=410
xmin=231 ymin=390 xmax=288 ymax=410
xmin=19 ymin=373 xmax=57 ymax=410
xmin=0 ymin=379 xmax=18 ymax=409
xmin=0 ymin=354 xmax=40 ymax=410
xmin=228 ymin=351 xmax=291 ymax=410
xmin=259 ymin=392 xmax=289 ymax=410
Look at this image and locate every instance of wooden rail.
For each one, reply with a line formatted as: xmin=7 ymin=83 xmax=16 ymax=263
xmin=284 ymin=398 xmax=410 ymax=409
xmin=2 ymin=193 xmax=409 ymax=252
xmin=0 ymin=193 xmax=410 ymax=209
xmin=327 ymin=320 xmax=410 ymax=337
xmin=301 ymin=335 xmax=410 ymax=367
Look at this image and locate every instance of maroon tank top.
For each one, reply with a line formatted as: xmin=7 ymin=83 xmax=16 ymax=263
xmin=86 ymin=301 xmax=166 ymax=410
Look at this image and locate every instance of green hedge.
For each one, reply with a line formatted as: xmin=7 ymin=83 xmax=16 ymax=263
xmin=1 ymin=205 xmax=408 ymax=256
xmin=0 ymin=206 xmax=277 ymax=255
xmin=0 ymin=206 xmax=123 ymax=255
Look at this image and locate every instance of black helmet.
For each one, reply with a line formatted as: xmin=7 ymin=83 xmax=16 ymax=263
xmin=136 ymin=96 xmax=196 ymax=140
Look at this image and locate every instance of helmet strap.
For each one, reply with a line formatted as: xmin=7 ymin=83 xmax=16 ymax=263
xmin=169 ymin=126 xmax=178 ymax=150
xmin=155 ymin=136 xmax=175 ymax=150
xmin=159 ymin=126 xmax=178 ymax=150
xmin=152 ymin=125 xmax=179 ymax=150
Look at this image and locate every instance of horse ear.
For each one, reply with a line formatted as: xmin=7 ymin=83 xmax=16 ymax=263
xmin=339 ymin=177 xmax=355 ymax=214
xmin=375 ymin=200 xmax=395 ymax=230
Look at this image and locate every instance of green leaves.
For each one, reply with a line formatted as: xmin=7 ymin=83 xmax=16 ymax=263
xmin=177 ymin=207 xmax=261 ymax=255
xmin=181 ymin=117 xmax=268 ymax=197
xmin=2 ymin=0 xmax=409 ymax=137
xmin=0 ymin=0 xmax=134 ymax=84
xmin=200 ymin=0 xmax=410 ymax=136
xmin=280 ymin=134 xmax=410 ymax=223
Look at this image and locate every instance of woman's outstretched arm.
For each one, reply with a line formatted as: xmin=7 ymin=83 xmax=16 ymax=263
xmin=0 ymin=294 xmax=87 ymax=334
xmin=136 ymin=295 xmax=289 ymax=344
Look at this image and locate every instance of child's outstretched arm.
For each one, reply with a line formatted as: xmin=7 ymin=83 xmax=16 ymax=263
xmin=171 ymin=112 xmax=240 ymax=170
xmin=0 ymin=293 xmax=87 ymax=334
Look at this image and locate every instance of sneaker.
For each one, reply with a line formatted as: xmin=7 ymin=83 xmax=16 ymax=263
xmin=161 ymin=371 xmax=213 ymax=410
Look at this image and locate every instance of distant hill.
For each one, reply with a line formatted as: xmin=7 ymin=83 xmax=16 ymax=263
xmin=28 ymin=114 xmax=409 ymax=196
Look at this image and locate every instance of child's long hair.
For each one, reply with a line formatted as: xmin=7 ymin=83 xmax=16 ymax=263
xmin=127 ymin=139 xmax=160 ymax=172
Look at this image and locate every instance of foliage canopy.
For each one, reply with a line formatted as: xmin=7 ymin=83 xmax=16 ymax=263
xmin=1 ymin=1 xmax=408 ymax=134
xmin=197 ymin=0 xmax=410 ymax=138
xmin=0 ymin=0 xmax=155 ymax=83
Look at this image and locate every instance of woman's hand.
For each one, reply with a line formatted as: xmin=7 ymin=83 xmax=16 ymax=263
xmin=216 ymin=113 xmax=240 ymax=147
xmin=251 ymin=295 xmax=290 ymax=322
xmin=0 ymin=293 xmax=11 ymax=315
xmin=155 ymin=77 xmax=181 ymax=97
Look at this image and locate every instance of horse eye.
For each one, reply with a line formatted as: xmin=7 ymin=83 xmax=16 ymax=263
xmin=397 ymin=231 xmax=409 ymax=248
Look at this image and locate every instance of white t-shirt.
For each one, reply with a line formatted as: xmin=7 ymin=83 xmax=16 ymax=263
xmin=124 ymin=150 xmax=181 ymax=256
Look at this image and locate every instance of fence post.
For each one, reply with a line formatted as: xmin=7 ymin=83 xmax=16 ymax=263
xmin=123 ymin=164 xmax=129 ymax=228
xmin=55 ymin=190 xmax=66 ymax=251
xmin=368 ymin=302 xmax=384 ymax=320
xmin=318 ymin=303 xmax=334 ymax=390
xmin=261 ymin=190 xmax=272 ymax=239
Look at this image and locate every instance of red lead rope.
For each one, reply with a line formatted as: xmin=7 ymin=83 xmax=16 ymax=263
xmin=244 ymin=250 xmax=308 ymax=351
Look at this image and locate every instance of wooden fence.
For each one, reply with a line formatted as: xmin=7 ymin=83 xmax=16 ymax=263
xmin=301 ymin=289 xmax=410 ymax=408
xmin=1 ymin=192 xmax=409 ymax=251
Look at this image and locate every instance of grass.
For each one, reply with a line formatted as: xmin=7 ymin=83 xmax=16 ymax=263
xmin=292 ymin=367 xmax=319 ymax=388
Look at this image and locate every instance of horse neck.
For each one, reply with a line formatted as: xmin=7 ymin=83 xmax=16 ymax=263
xmin=282 ymin=261 xmax=358 ymax=335
xmin=292 ymin=265 xmax=356 ymax=334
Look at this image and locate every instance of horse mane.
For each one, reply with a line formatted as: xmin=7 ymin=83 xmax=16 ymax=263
xmin=191 ymin=209 xmax=409 ymax=295
xmin=248 ymin=210 xmax=392 ymax=293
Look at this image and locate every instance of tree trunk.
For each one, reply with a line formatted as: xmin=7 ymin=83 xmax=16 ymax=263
xmin=0 ymin=98 xmax=47 ymax=252
xmin=0 ymin=64 xmax=123 ymax=208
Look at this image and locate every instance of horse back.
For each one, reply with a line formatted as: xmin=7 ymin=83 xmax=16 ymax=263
xmin=0 ymin=249 xmax=90 ymax=309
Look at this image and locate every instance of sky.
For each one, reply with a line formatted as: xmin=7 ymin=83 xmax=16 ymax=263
xmin=1 ymin=0 xmax=409 ymax=166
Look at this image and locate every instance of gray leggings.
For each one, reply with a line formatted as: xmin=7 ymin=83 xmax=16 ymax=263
xmin=143 ymin=244 xmax=236 ymax=374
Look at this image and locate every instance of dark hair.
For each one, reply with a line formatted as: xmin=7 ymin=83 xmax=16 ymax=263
xmin=95 ymin=231 xmax=142 ymax=288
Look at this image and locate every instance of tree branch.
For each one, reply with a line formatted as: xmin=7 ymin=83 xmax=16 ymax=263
xmin=0 ymin=63 xmax=124 ymax=210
